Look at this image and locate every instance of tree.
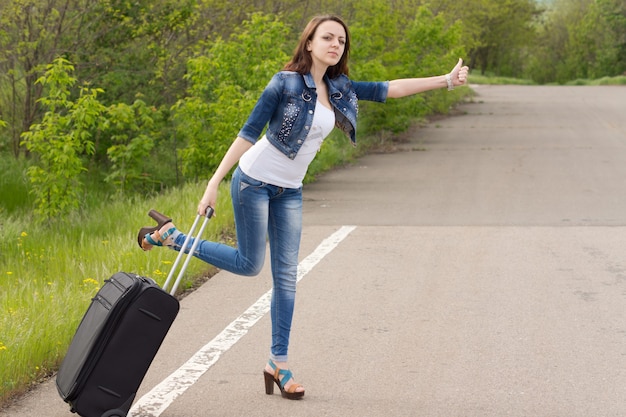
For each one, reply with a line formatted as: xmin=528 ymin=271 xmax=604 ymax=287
xmin=0 ymin=0 xmax=101 ymax=157
xmin=349 ymin=3 xmax=465 ymax=135
xmin=528 ymin=0 xmax=626 ymax=83
xmin=567 ymin=0 xmax=626 ymax=79
xmin=72 ymin=0 xmax=203 ymax=106
xmin=0 ymin=0 xmax=208 ymax=159
xmin=21 ymin=57 xmax=105 ymax=222
xmin=435 ymin=0 xmax=540 ymax=77
xmin=103 ymin=100 xmax=158 ymax=195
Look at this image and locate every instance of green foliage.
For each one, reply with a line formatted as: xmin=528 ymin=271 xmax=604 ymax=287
xmin=565 ymin=75 xmax=626 ymax=85
xmin=431 ymin=0 xmax=540 ymax=78
xmin=173 ymin=13 xmax=291 ymax=179
xmin=0 ymin=0 xmax=103 ymax=157
xmin=397 ymin=6 xmax=466 ymax=113
xmin=3 ymin=0 xmax=625 ymax=182
xmin=76 ymin=0 xmax=201 ymax=106
xmin=400 ymin=7 xmax=465 ymax=76
xmin=21 ymin=58 xmax=106 ymax=223
xmin=0 ymin=155 xmax=33 ymax=215
xmin=468 ymin=72 xmax=537 ymax=85
xmin=528 ymin=0 xmax=626 ymax=84
xmin=352 ymin=5 xmax=466 ymax=137
xmin=19 ymin=55 xmax=174 ymax=212
xmin=564 ymin=0 xmax=626 ymax=80
xmin=103 ymin=100 xmax=157 ymax=194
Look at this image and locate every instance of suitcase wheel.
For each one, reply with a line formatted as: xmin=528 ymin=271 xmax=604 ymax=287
xmin=101 ymin=409 xmax=126 ymax=417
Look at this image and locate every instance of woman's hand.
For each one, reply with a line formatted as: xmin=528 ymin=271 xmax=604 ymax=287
xmin=387 ymin=58 xmax=471 ymax=98
xmin=449 ymin=58 xmax=470 ymax=88
xmin=198 ymin=181 xmax=218 ymax=217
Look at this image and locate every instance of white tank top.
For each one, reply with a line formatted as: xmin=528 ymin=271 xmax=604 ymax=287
xmin=239 ymin=101 xmax=335 ymax=188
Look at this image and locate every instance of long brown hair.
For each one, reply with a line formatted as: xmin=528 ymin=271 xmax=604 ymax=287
xmin=283 ymin=15 xmax=350 ymax=79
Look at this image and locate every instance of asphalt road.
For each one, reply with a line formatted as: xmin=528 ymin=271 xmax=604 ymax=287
xmin=2 ymin=85 xmax=625 ymax=417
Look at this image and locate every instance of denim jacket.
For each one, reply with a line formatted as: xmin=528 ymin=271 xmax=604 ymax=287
xmin=238 ymin=71 xmax=389 ymax=160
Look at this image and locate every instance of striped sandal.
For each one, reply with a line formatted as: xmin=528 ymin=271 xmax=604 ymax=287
xmin=263 ymin=360 xmax=305 ymax=400
xmin=137 ymin=210 xmax=176 ymax=251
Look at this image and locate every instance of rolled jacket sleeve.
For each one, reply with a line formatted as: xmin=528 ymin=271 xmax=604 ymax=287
xmin=238 ymin=73 xmax=284 ymax=144
xmin=352 ymin=80 xmax=389 ymax=103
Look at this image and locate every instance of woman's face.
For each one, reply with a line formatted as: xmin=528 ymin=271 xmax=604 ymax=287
xmin=307 ymin=20 xmax=346 ymax=70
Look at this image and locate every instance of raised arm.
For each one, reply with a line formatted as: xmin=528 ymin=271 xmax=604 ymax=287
xmin=387 ymin=58 xmax=469 ymax=99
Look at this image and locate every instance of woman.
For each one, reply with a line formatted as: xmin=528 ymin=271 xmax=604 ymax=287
xmin=137 ymin=14 xmax=469 ymax=400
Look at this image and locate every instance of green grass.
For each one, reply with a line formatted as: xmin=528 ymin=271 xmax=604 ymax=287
xmin=0 ymin=157 xmax=34 ymax=216
xmin=469 ymin=72 xmax=626 ymax=86
xmin=0 ymin=178 xmax=234 ymax=404
xmin=467 ymin=73 xmax=537 ymax=85
xmin=565 ymin=75 xmax=626 ymax=86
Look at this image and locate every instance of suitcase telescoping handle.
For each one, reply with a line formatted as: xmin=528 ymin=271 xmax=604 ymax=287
xmin=162 ymin=207 xmax=214 ymax=295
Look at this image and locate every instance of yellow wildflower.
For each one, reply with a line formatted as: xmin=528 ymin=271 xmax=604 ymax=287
xmin=0 ymin=342 xmax=7 ymax=351
xmin=21 ymin=231 xmax=28 ymax=237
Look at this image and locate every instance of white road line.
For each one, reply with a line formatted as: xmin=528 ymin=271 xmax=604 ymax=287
xmin=129 ymin=225 xmax=357 ymax=417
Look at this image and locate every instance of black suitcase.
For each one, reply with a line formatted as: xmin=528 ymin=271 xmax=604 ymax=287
xmin=56 ymin=210 xmax=213 ymax=417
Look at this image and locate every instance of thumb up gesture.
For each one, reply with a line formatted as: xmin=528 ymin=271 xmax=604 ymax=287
xmin=448 ymin=58 xmax=469 ymax=88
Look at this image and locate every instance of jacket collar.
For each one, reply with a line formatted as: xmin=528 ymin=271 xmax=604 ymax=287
xmin=303 ymin=72 xmax=316 ymax=89
xmin=304 ymin=72 xmax=343 ymax=96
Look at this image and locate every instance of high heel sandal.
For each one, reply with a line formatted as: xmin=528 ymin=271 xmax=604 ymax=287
xmin=137 ymin=210 xmax=176 ymax=250
xmin=263 ymin=360 xmax=305 ymax=400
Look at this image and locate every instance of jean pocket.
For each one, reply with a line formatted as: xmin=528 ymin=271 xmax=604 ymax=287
xmin=238 ymin=171 xmax=265 ymax=192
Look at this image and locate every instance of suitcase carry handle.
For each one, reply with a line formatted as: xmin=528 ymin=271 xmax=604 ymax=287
xmin=162 ymin=207 xmax=214 ymax=295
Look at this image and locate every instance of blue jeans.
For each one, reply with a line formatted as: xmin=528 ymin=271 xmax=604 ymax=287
xmin=170 ymin=167 xmax=302 ymax=362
